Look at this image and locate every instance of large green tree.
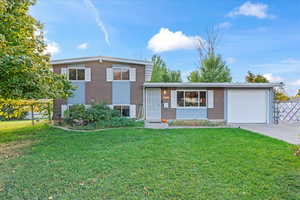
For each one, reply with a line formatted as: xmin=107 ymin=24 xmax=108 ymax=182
xmin=188 ymin=55 xmax=232 ymax=82
xmin=150 ymin=55 xmax=181 ymax=82
xmin=0 ymin=0 xmax=73 ymax=99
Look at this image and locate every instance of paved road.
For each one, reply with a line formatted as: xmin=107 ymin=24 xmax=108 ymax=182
xmin=240 ymin=123 xmax=300 ymax=145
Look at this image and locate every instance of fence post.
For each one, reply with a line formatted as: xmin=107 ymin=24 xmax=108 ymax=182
xmin=31 ymin=104 xmax=34 ymax=126
xmin=48 ymin=102 xmax=51 ymax=122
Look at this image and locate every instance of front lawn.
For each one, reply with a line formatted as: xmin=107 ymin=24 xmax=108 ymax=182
xmin=0 ymin=123 xmax=299 ymax=199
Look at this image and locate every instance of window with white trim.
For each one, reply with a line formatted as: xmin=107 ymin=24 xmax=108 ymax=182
xmin=68 ymin=68 xmax=85 ymax=80
xmin=177 ymin=90 xmax=207 ymax=107
xmin=113 ymin=68 xmax=129 ymax=80
xmin=113 ymin=105 xmax=130 ymax=117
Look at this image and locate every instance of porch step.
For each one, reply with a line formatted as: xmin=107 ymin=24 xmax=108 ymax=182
xmin=145 ymin=121 xmax=168 ymax=129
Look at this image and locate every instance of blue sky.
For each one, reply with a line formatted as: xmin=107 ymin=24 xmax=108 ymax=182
xmin=30 ymin=0 xmax=300 ymax=95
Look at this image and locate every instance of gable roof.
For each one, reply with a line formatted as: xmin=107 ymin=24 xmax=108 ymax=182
xmin=144 ymin=82 xmax=283 ymax=88
xmin=51 ymin=56 xmax=153 ymax=66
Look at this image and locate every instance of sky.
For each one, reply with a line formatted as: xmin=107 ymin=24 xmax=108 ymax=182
xmin=30 ymin=0 xmax=300 ymax=95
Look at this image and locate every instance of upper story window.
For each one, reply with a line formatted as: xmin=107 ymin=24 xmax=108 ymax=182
xmin=69 ymin=68 xmax=85 ymax=81
xmin=113 ymin=68 xmax=129 ymax=80
xmin=177 ymin=90 xmax=207 ymax=108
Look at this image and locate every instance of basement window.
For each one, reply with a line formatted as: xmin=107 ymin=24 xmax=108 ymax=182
xmin=113 ymin=105 xmax=130 ymax=117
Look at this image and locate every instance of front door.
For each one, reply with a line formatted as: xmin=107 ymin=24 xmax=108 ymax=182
xmin=146 ymin=88 xmax=161 ymax=121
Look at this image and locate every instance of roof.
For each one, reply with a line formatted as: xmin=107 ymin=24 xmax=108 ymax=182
xmin=51 ymin=56 xmax=153 ymax=66
xmin=144 ymin=82 xmax=283 ymax=88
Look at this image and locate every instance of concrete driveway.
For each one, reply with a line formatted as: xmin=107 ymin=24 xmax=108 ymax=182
xmin=240 ymin=123 xmax=300 ymax=145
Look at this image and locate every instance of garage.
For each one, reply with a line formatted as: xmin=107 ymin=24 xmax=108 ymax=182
xmin=227 ymin=89 xmax=269 ymax=123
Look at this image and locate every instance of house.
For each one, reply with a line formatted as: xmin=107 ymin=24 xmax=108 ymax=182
xmin=143 ymin=83 xmax=281 ymax=124
xmin=51 ymin=56 xmax=153 ymax=119
xmin=51 ymin=56 xmax=281 ymax=124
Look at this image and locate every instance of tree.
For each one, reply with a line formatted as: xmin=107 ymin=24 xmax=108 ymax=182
xmin=275 ymin=91 xmax=290 ymax=101
xmin=245 ymin=71 xmax=269 ymax=83
xmin=188 ymin=27 xmax=232 ymax=83
xmin=150 ymin=55 xmax=181 ymax=82
xmin=188 ymin=55 xmax=232 ymax=82
xmin=187 ymin=71 xmax=201 ymax=82
xmin=245 ymin=71 xmax=290 ymax=101
xmin=0 ymin=0 xmax=73 ymax=100
xmin=296 ymin=90 xmax=300 ymax=98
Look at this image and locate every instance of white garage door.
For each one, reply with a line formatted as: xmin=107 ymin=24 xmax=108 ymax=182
xmin=227 ymin=89 xmax=268 ymax=123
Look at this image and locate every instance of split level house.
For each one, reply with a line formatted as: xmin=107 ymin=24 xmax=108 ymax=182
xmin=51 ymin=56 xmax=281 ymax=124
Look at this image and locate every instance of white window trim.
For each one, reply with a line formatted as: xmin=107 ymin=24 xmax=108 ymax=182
xmin=112 ymin=66 xmax=130 ymax=81
xmin=67 ymin=67 xmax=86 ymax=82
xmin=176 ymin=90 xmax=207 ymax=109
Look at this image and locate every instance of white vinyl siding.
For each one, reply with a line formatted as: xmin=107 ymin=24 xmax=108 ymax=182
xmin=208 ymin=90 xmax=214 ymax=108
xmin=106 ymin=68 xmax=113 ymax=81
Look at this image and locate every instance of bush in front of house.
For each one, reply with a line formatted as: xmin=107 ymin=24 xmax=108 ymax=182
xmin=63 ymin=103 xmax=140 ymax=129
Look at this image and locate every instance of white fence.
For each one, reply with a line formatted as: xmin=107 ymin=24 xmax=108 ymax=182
xmin=275 ymin=100 xmax=300 ymax=123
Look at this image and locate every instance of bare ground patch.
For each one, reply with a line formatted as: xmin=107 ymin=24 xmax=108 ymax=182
xmin=0 ymin=140 xmax=34 ymax=162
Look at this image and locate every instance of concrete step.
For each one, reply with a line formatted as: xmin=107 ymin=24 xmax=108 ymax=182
xmin=145 ymin=121 xmax=168 ymax=129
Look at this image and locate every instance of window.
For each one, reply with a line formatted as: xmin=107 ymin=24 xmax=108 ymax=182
xmin=69 ymin=68 xmax=85 ymax=80
xmin=113 ymin=68 xmax=129 ymax=80
xmin=177 ymin=90 xmax=207 ymax=107
xmin=114 ymin=105 xmax=130 ymax=117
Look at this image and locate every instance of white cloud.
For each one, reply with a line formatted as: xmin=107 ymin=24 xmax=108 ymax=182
xmin=227 ymin=1 xmax=274 ymax=19
xmin=217 ymin=22 xmax=232 ymax=29
xmin=290 ymin=79 xmax=300 ymax=86
xmin=263 ymin=73 xmax=283 ymax=82
xmin=148 ymin=28 xmax=202 ymax=53
xmin=83 ymin=0 xmax=110 ymax=46
xmin=226 ymin=57 xmax=236 ymax=64
xmin=45 ymin=40 xmax=60 ymax=56
xmin=77 ymin=43 xmax=88 ymax=50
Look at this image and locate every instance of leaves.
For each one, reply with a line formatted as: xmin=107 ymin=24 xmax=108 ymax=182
xmin=0 ymin=99 xmax=52 ymax=120
xmin=188 ymin=54 xmax=232 ymax=82
xmin=245 ymin=71 xmax=269 ymax=83
xmin=150 ymin=55 xmax=182 ymax=82
xmin=0 ymin=0 xmax=73 ymax=99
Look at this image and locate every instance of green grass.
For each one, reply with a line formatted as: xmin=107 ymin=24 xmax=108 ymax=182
xmin=0 ymin=122 xmax=299 ymax=199
xmin=0 ymin=120 xmax=47 ymax=143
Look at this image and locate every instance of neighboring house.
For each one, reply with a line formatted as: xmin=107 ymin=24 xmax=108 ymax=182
xmin=51 ymin=56 xmax=153 ymax=119
xmin=51 ymin=56 xmax=281 ymax=124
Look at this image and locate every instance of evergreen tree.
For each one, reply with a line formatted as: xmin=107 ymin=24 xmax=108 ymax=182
xmin=150 ymin=55 xmax=181 ymax=82
xmin=188 ymin=55 xmax=232 ymax=82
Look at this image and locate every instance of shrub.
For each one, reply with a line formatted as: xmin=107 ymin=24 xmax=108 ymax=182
xmin=63 ymin=102 xmax=139 ymax=129
xmin=64 ymin=104 xmax=88 ymax=126
xmin=85 ymin=103 xmax=120 ymax=122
